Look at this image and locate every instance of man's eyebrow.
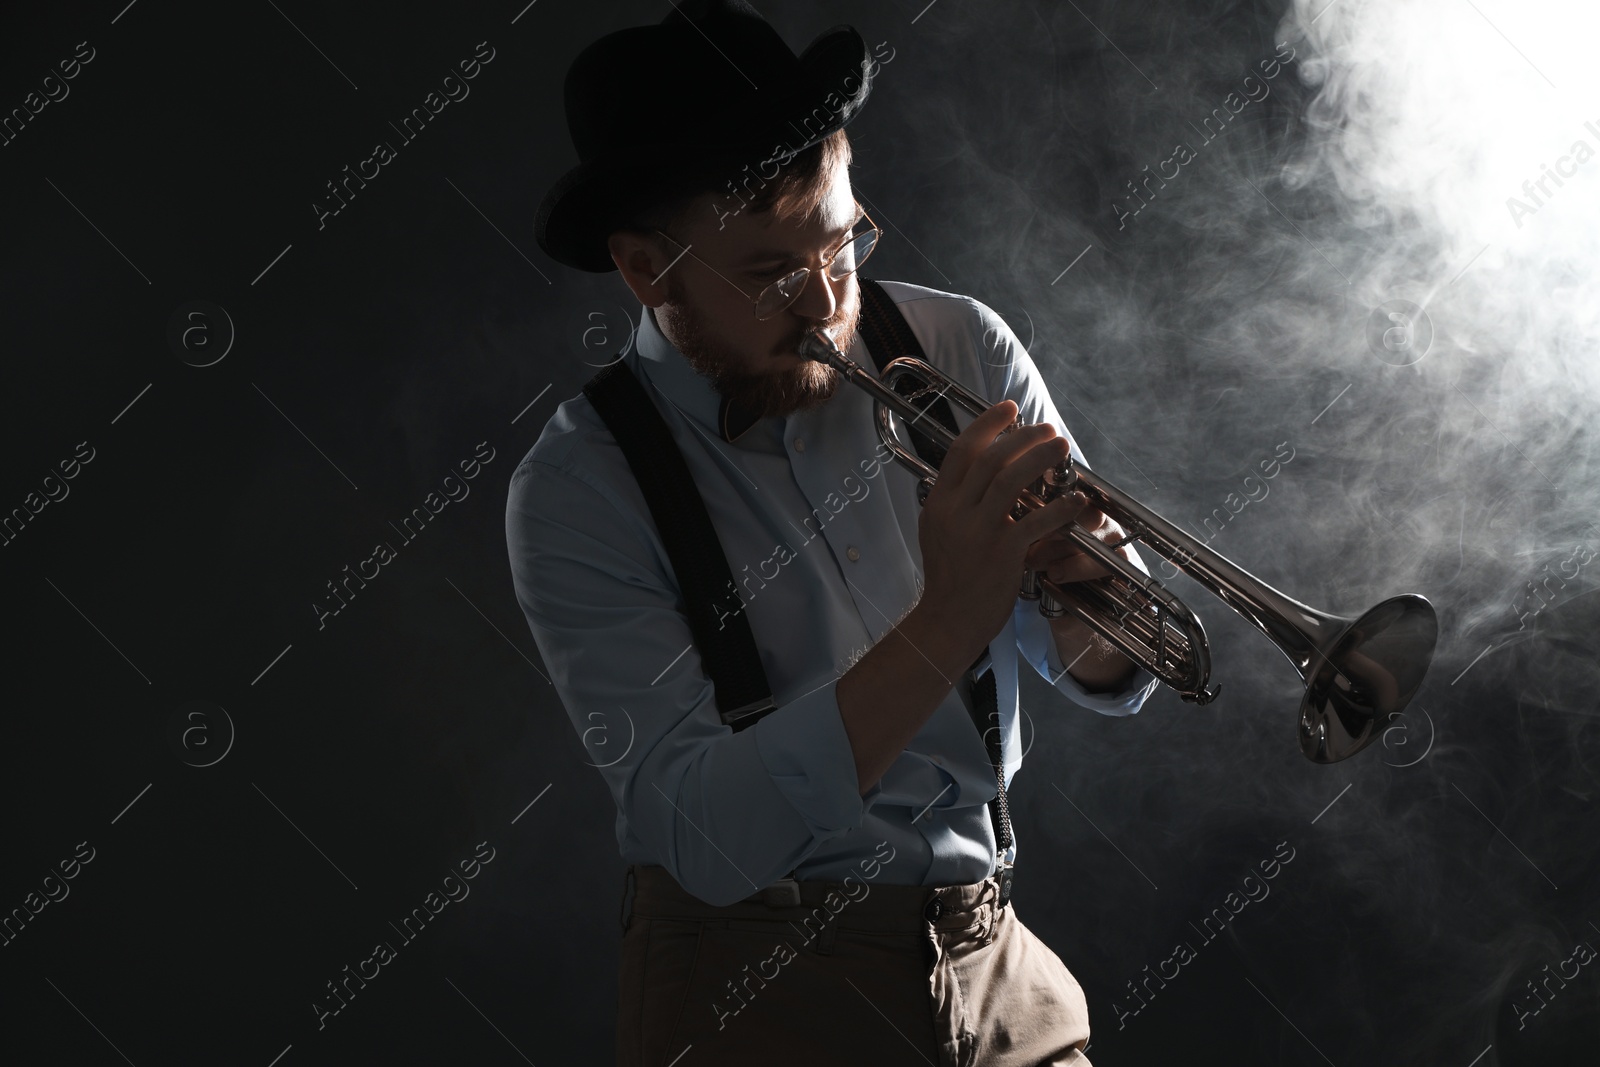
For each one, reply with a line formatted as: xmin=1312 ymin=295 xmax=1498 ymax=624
xmin=735 ymin=215 xmax=862 ymax=266
xmin=736 ymin=249 xmax=805 ymax=267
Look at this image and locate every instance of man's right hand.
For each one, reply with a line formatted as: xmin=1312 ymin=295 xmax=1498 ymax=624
xmin=837 ymin=399 xmax=1090 ymax=795
xmin=912 ymin=399 xmax=1085 ymax=671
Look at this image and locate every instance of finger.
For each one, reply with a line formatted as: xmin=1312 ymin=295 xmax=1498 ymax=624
xmin=1047 ymin=489 xmax=1120 ymax=533
xmin=935 ymin=399 xmax=1018 ymax=495
xmin=1081 ymin=511 xmax=1127 ymax=548
xmin=1024 ymin=512 xmax=1131 ymax=568
xmin=977 ymin=427 xmax=1065 ymax=511
xmin=1045 ymin=551 xmax=1117 ymax=585
xmin=1021 ymin=492 xmax=1131 ymax=556
xmin=1024 ymin=512 xmax=1101 ymax=563
xmin=1010 ymin=483 xmax=1097 ymax=547
xmin=1041 ymin=527 xmax=1118 ymax=577
xmin=1072 ymin=495 xmax=1112 ymax=533
xmin=1043 ymin=521 xmax=1132 ymax=572
xmin=1024 ymin=536 xmax=1085 ymax=570
xmin=1011 ymin=492 xmax=1082 ymax=547
xmin=1043 ymin=490 xmax=1124 ymax=534
xmin=982 ymin=434 xmax=1070 ymax=515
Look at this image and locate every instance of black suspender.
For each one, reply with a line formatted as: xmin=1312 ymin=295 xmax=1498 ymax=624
xmin=581 ymin=362 xmax=778 ymax=732
xmin=582 ymin=277 xmax=1014 ymax=881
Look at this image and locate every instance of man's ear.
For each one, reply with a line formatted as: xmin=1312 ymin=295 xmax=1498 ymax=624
xmin=608 ymin=229 xmax=672 ymax=307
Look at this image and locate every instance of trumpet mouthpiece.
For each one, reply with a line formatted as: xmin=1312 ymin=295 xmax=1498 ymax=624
xmin=799 ymin=328 xmax=839 ymax=364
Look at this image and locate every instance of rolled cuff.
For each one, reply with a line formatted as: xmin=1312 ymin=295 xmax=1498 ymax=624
xmin=753 ymin=676 xmax=868 ymax=837
xmin=1043 ymin=629 xmax=1160 ymax=716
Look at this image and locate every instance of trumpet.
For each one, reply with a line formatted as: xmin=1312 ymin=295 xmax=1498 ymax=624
xmin=799 ymin=326 xmax=1439 ymax=764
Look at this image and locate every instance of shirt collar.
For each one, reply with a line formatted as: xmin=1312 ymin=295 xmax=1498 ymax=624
xmin=633 ymin=304 xmax=769 ymax=444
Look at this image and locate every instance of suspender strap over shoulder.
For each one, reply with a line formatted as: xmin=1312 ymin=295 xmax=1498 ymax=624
xmin=582 ymin=360 xmax=778 ymax=731
xmin=856 ymin=277 xmax=958 ymax=469
xmin=855 ymin=278 xmax=1015 ymax=867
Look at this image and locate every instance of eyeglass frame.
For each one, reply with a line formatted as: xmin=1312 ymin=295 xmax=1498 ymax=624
xmin=650 ymin=204 xmax=881 ymax=320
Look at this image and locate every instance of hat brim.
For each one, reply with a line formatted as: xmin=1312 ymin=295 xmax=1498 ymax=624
xmin=536 ymin=25 xmax=874 ymax=274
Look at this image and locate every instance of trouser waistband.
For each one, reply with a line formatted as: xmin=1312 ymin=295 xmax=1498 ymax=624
xmin=624 ymin=863 xmax=1009 ymax=935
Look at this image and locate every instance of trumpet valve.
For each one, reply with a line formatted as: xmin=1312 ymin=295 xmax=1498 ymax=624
xmin=1019 ymin=569 xmax=1041 ymax=601
xmin=1044 ymin=458 xmax=1074 ymax=493
xmin=1037 ymin=588 xmax=1068 ymax=619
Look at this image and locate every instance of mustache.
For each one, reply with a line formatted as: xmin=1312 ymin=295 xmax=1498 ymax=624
xmin=785 ymin=312 xmax=857 ymax=351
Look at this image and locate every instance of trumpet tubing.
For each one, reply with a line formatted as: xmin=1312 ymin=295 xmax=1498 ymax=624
xmin=798 ymin=326 xmax=1439 ymax=763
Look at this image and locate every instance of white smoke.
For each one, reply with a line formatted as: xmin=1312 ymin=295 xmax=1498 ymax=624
xmin=1274 ymin=0 xmax=1600 ymax=641
xmin=1283 ymin=0 xmax=1600 ymax=425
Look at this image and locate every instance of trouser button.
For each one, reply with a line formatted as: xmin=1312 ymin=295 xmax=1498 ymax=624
xmin=924 ymin=895 xmax=943 ymax=922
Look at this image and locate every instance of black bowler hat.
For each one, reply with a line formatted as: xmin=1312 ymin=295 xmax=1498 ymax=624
xmin=535 ymin=0 xmax=876 ymax=273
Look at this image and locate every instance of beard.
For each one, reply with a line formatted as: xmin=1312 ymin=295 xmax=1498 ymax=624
xmin=656 ymin=278 xmax=858 ymax=420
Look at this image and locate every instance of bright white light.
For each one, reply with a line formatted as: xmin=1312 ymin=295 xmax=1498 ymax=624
xmin=1284 ymin=0 xmax=1600 ymax=398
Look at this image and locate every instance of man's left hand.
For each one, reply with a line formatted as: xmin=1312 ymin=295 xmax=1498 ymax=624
xmin=1021 ymin=490 xmax=1135 ymax=586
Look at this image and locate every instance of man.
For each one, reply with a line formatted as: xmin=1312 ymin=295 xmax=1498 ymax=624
xmin=507 ymin=3 xmax=1159 ymax=1063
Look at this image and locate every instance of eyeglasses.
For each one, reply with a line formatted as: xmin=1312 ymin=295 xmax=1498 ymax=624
xmin=652 ymin=206 xmax=881 ymax=320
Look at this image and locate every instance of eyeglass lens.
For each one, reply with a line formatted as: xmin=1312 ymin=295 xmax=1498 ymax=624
xmin=754 ymin=228 xmax=880 ymax=318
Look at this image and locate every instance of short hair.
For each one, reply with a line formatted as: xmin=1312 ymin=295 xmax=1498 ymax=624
xmin=621 ymin=128 xmax=852 ymax=237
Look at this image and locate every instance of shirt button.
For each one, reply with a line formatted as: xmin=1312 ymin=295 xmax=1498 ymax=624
xmin=847 ymin=546 xmax=860 ymax=562
xmin=793 ymin=437 xmax=806 ymax=452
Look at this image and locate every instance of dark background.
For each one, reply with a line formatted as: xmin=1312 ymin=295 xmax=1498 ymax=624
xmin=2 ymin=1 xmax=1595 ymax=1064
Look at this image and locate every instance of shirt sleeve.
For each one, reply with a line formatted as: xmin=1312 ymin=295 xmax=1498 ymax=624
xmin=967 ymin=298 xmax=1161 ymax=716
xmin=505 ymin=453 xmax=867 ymax=907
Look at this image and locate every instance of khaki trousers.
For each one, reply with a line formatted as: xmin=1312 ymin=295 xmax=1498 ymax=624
xmin=617 ymin=864 xmax=1095 ymax=1067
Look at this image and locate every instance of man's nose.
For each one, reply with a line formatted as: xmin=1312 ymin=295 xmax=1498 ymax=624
xmin=789 ymin=266 xmax=840 ymax=321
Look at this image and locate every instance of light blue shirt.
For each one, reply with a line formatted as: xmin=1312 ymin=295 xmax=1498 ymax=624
xmin=505 ymin=279 xmax=1158 ymax=906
